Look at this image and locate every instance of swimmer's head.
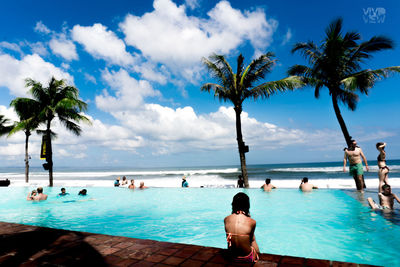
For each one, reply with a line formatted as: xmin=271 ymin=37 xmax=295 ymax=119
xmin=302 ymin=177 xmax=308 ymax=183
xmin=265 ymin=178 xmax=271 ymax=184
xmin=232 ymin=192 xmax=250 ymax=216
xmin=37 ymin=187 xmax=43 ymax=193
xmin=78 ymin=189 xmax=87 ymax=195
xmin=382 ymin=184 xmax=391 ymax=194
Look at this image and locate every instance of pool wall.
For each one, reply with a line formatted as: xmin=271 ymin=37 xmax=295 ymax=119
xmin=0 ymin=221 xmax=379 ymax=267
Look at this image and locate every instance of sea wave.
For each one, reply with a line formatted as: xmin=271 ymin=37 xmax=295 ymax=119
xmin=1 ymin=168 xmax=240 ymax=179
xmin=270 ymin=165 xmax=400 ymax=173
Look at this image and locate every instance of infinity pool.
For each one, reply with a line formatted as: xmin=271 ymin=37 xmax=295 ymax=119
xmin=0 ymin=187 xmax=399 ymax=266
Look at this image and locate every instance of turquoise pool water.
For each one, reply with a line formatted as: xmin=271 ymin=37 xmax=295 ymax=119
xmin=0 ymin=187 xmax=399 ymax=266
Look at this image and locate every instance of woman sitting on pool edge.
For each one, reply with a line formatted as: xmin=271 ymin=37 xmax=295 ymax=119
xmin=224 ymin=192 xmax=259 ymax=263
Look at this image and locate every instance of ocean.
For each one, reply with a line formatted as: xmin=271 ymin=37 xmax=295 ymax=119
xmin=1 ymin=160 xmax=399 ymax=189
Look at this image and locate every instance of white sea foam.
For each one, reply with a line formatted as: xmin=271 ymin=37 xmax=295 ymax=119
xmin=270 ymin=165 xmax=400 ymax=173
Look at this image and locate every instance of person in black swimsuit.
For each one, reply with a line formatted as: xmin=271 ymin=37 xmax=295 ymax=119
xmin=376 ymin=142 xmax=389 ymax=192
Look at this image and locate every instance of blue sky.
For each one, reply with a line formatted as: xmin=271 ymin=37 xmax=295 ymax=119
xmin=0 ymin=0 xmax=399 ymax=168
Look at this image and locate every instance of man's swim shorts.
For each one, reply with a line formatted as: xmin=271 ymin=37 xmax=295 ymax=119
xmin=349 ymin=163 xmax=364 ymax=176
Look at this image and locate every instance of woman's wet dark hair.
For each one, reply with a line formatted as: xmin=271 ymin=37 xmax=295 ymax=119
xmin=231 ymin=192 xmax=250 ymax=216
xmin=376 ymin=142 xmax=385 ymax=149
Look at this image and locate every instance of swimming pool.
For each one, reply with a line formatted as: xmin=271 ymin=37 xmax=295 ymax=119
xmin=0 ymin=187 xmax=399 ymax=266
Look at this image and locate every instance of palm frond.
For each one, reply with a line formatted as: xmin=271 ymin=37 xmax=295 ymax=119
xmin=200 ymin=83 xmax=231 ymax=103
xmin=342 ymin=66 xmax=400 ymax=93
xmin=337 ymin=90 xmax=358 ymax=110
xmin=325 ymin=17 xmax=343 ymax=40
xmin=250 ymin=76 xmax=304 ymax=99
xmin=241 ymin=52 xmax=276 ymax=88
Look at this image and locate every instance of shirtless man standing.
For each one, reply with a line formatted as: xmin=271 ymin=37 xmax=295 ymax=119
xmin=343 ymin=139 xmax=369 ymax=191
xmin=299 ymin=177 xmax=318 ymax=192
xmin=368 ymin=184 xmax=400 ymax=210
xmin=33 ymin=187 xmax=48 ymax=201
xmin=261 ymin=178 xmax=276 ymax=192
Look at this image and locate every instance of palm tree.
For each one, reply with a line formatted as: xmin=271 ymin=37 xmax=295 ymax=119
xmin=0 ymin=115 xmax=12 ymax=136
xmin=289 ymin=18 xmax=400 ymax=147
xmin=24 ymin=77 xmax=90 ymax=186
xmin=202 ymin=53 xmax=303 ymax=187
xmin=9 ymin=98 xmax=41 ymax=183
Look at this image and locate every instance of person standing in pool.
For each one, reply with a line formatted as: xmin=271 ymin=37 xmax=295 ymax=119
xmin=27 ymin=190 xmax=37 ymax=201
xmin=128 ymin=179 xmax=136 ymax=189
xmin=368 ymin=184 xmax=400 ymax=210
xmin=114 ymin=177 xmax=120 ymax=187
xmin=299 ymin=177 xmax=318 ymax=192
xmin=376 ymin=142 xmax=390 ymax=192
xmin=343 ymin=139 xmax=369 ymax=191
xmin=224 ymin=192 xmax=259 ymax=263
xmin=33 ymin=187 xmax=47 ymax=201
xmin=261 ymin=178 xmax=276 ymax=192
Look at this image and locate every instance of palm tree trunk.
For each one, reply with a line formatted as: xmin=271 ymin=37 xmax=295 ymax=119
xmin=331 ymin=94 xmax=352 ymax=147
xmin=332 ymin=94 xmax=366 ymax=189
xmin=24 ymin=131 xmax=30 ymax=183
xmin=46 ymin=121 xmax=53 ymax=187
xmin=234 ymin=106 xmax=249 ymax=188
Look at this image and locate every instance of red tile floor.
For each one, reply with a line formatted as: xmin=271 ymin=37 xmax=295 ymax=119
xmin=0 ymin=221 xmax=379 ymax=267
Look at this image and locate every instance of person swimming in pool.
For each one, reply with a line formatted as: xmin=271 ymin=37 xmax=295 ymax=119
xmin=27 ymin=189 xmax=37 ymax=201
xmin=139 ymin=182 xmax=147 ymax=189
xmin=376 ymin=142 xmax=390 ymax=193
xmin=343 ymin=139 xmax=369 ymax=191
xmin=299 ymin=177 xmax=318 ymax=192
xmin=368 ymin=184 xmax=400 ymax=210
xmin=78 ymin=189 xmax=87 ymax=196
xmin=59 ymin=188 xmax=69 ymax=196
xmin=224 ymin=192 xmax=259 ymax=263
xmin=261 ymin=178 xmax=276 ymax=192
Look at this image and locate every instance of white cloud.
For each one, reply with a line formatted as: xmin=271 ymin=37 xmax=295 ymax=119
xmin=0 ymin=53 xmax=73 ymax=96
xmin=95 ymin=68 xmax=161 ymax=111
xmin=28 ymin=42 xmax=48 ymax=56
xmin=34 ymin=21 xmax=51 ymax=34
xmin=0 ymin=143 xmax=25 ymax=157
xmin=185 ymin=0 xmax=200 ymax=9
xmin=71 ymin=23 xmax=135 ymax=66
xmin=93 ymin=69 xmax=323 ymax=155
xmin=120 ymin=0 xmax=277 ymax=76
xmin=281 ymin=28 xmax=292 ymax=45
xmin=0 ymin=42 xmax=23 ymax=55
xmin=84 ymin=73 xmax=96 ymax=84
xmin=49 ymin=34 xmax=78 ymax=61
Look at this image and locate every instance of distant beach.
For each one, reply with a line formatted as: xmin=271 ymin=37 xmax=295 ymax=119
xmin=2 ymin=160 xmax=399 ymax=189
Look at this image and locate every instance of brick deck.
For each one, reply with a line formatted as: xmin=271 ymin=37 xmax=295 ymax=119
xmin=0 ymin=221 xmax=379 ymax=267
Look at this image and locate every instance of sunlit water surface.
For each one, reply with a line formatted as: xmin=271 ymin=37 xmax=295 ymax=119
xmin=0 ymin=187 xmax=399 ymax=266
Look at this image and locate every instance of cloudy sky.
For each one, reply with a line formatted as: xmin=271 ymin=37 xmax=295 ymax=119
xmin=0 ymin=0 xmax=399 ymax=168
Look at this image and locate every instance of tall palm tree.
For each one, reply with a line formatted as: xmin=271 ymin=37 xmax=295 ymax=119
xmin=202 ymin=53 xmax=303 ymax=187
xmin=289 ymin=18 xmax=400 ymax=147
xmin=25 ymin=77 xmax=90 ymax=186
xmin=9 ymin=98 xmax=41 ymax=183
xmin=0 ymin=115 xmax=13 ymax=136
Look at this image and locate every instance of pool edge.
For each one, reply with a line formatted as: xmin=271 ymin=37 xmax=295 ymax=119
xmin=0 ymin=221 xmax=381 ymax=267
